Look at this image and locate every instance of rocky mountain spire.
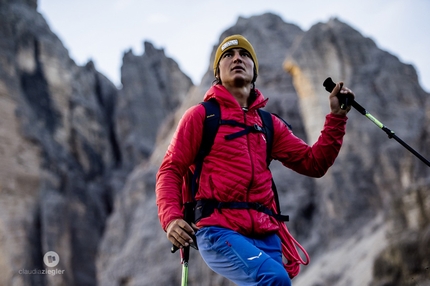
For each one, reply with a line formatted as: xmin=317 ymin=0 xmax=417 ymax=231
xmin=0 ymin=1 xmax=429 ymax=285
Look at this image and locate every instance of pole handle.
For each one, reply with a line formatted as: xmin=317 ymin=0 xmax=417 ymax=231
xmin=171 ymin=202 xmax=198 ymax=254
xmin=323 ymin=77 xmax=366 ymax=114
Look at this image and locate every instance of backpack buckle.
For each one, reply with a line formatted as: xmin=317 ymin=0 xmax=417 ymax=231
xmin=253 ymin=124 xmax=263 ymax=132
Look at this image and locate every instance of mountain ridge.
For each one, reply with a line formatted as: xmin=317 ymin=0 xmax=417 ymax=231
xmin=0 ymin=1 xmax=429 ymax=285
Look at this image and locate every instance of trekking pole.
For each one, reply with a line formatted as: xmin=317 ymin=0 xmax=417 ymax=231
xmin=323 ymin=77 xmax=430 ymax=167
xmin=180 ymin=245 xmax=190 ymax=286
xmin=170 ymin=202 xmax=197 ymax=286
xmin=171 ymin=244 xmax=190 ymax=286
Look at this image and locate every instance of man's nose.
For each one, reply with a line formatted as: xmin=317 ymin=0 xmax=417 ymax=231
xmin=232 ymin=52 xmax=242 ymax=62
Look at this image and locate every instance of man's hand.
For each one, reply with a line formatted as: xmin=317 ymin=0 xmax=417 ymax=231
xmin=166 ymin=219 xmax=199 ymax=249
xmin=329 ymin=81 xmax=355 ymax=116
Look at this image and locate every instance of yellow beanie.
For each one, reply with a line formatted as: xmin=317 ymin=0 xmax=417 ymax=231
xmin=213 ymin=34 xmax=258 ymax=77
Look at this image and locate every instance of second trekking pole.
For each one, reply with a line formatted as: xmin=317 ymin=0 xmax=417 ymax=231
xmin=323 ymin=77 xmax=430 ymax=167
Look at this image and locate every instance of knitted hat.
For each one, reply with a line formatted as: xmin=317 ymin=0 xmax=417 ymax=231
xmin=213 ymin=34 xmax=258 ymax=78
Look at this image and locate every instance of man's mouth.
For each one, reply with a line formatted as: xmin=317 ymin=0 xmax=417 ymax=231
xmin=231 ymin=66 xmax=245 ymax=71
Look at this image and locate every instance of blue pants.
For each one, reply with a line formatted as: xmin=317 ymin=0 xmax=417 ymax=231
xmin=196 ymin=226 xmax=291 ymax=286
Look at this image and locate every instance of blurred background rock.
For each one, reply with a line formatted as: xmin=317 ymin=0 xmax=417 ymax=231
xmin=0 ymin=1 xmax=429 ymax=285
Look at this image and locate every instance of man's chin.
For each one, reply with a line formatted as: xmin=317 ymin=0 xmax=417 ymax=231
xmin=232 ymin=76 xmax=251 ymax=87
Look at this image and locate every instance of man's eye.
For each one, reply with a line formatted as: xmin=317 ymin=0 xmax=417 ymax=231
xmin=223 ymin=53 xmax=232 ymax=58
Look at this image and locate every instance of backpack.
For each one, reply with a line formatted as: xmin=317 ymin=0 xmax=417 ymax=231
xmin=181 ymin=98 xmax=310 ymax=278
xmin=186 ymin=98 xmax=290 ymax=223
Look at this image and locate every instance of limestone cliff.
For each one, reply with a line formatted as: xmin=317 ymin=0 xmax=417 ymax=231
xmin=0 ymin=1 xmax=429 ymax=286
xmin=0 ymin=0 xmax=190 ymax=285
xmin=285 ymin=18 xmax=430 ymax=286
xmin=117 ymin=41 xmax=193 ymax=170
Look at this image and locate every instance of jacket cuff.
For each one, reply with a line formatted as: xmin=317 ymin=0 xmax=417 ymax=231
xmin=327 ymin=113 xmax=348 ymax=120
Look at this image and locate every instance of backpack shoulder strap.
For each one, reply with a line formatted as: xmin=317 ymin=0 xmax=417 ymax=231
xmin=257 ymin=109 xmax=274 ymax=166
xmin=198 ymin=99 xmax=220 ymax=160
xmin=191 ymin=99 xmax=220 ymax=199
xmin=257 ymin=109 xmax=292 ymax=218
xmin=191 ymin=107 xmax=292 ymax=223
xmin=257 ymin=110 xmax=293 ymax=166
xmin=273 ymin=113 xmax=292 ymax=130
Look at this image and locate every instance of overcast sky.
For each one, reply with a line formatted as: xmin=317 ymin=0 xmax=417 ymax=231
xmin=38 ymin=0 xmax=430 ymax=92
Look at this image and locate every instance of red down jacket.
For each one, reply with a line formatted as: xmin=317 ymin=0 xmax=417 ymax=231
xmin=156 ymin=84 xmax=347 ymax=274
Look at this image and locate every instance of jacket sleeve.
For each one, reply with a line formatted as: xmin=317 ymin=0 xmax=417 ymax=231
xmin=155 ymin=104 xmax=205 ymax=231
xmin=271 ymin=113 xmax=347 ymax=177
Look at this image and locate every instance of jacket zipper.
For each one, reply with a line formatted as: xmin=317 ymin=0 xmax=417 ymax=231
xmin=244 ymin=109 xmax=255 ymax=233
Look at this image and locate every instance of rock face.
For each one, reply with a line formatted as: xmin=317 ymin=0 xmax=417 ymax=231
xmin=0 ymin=0 xmax=121 ymax=285
xmin=0 ymin=1 xmax=429 ymax=286
xmin=0 ymin=1 xmax=191 ymax=285
xmin=284 ymin=19 xmax=430 ymax=286
xmin=117 ymin=42 xmax=193 ymax=170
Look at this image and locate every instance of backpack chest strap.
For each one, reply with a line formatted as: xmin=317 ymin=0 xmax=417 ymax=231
xmin=220 ymin=119 xmax=265 ymax=140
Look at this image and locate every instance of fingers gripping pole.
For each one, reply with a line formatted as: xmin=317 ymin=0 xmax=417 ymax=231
xmin=323 ymin=77 xmax=430 ymax=167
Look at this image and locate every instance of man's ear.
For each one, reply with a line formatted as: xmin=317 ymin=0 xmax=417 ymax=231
xmin=252 ymin=67 xmax=258 ymax=83
xmin=215 ymin=67 xmax=222 ymax=83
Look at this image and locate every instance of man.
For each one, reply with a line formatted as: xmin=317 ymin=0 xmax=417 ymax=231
xmin=156 ymin=34 xmax=354 ymax=285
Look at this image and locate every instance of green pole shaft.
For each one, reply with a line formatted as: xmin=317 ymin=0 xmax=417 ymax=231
xmin=364 ymin=112 xmax=384 ymax=129
xmin=181 ymin=262 xmax=188 ymax=286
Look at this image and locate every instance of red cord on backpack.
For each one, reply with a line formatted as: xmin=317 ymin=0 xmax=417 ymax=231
xmin=272 ymin=202 xmax=310 ymax=279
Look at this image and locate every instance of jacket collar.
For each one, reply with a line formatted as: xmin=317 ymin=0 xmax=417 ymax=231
xmin=203 ymin=84 xmax=268 ymax=111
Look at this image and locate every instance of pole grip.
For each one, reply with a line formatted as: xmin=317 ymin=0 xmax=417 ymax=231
xmin=171 ymin=202 xmax=198 ymax=254
xmin=323 ymin=77 xmax=366 ymax=114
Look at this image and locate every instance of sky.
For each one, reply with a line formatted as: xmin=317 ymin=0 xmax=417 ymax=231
xmin=37 ymin=0 xmax=430 ymax=92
